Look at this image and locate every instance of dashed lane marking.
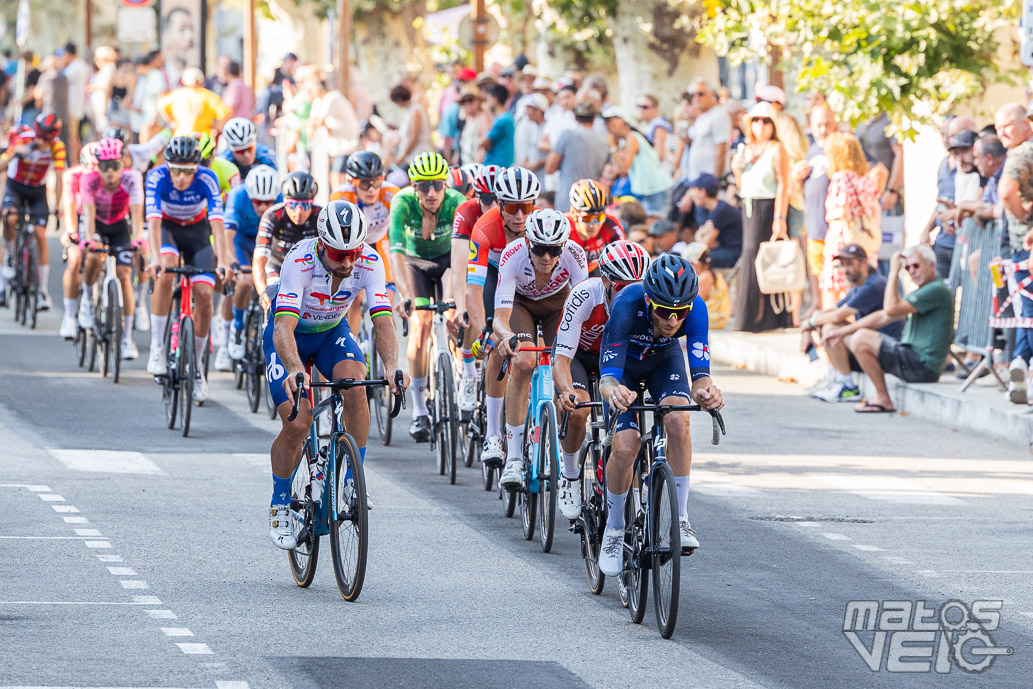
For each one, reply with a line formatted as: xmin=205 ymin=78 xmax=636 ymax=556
xmin=51 ymin=505 xmax=80 ymax=513
xmin=107 ymin=567 xmax=137 ymax=576
xmin=822 ymin=533 xmax=850 ymax=541
xmin=851 ymin=545 xmax=885 ymax=551
xmin=84 ymin=540 xmax=112 ymax=549
xmin=49 ymin=449 xmax=164 ymax=475
xmin=175 ymin=643 xmax=213 ymax=655
xmin=119 ymin=581 xmax=149 ymax=590
xmin=38 ymin=494 xmax=65 ymax=502
xmin=145 ymin=610 xmax=178 ymax=619
xmin=160 ymin=628 xmax=195 ymax=637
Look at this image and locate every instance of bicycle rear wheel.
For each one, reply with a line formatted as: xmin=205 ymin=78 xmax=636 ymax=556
xmin=87 ymin=321 xmax=99 ymax=372
xmin=245 ymin=309 xmax=262 ymax=413
xmin=288 ymin=444 xmax=320 ymax=587
xmin=367 ymin=325 xmax=393 ymax=445
xmin=650 ymin=462 xmax=681 ymax=639
xmin=538 ymin=403 xmax=558 ymax=553
xmin=163 ymin=315 xmax=178 ymax=429
xmin=622 ymin=495 xmax=648 ymax=624
xmin=24 ymin=243 xmax=38 ymax=329
xmin=581 ymin=445 xmax=605 ymax=595
xmin=330 ymin=433 xmax=368 ymax=602
xmin=179 ymin=317 xmax=195 ymax=438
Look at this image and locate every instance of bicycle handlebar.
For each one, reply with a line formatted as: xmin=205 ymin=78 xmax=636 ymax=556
xmin=558 ymin=400 xmax=603 ymax=440
xmin=287 ymin=370 xmax=407 ymax=422
xmin=602 ymin=402 xmax=726 ymax=448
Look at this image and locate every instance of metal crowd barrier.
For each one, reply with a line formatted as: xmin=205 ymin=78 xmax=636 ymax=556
xmin=951 ymin=218 xmax=1006 ymax=392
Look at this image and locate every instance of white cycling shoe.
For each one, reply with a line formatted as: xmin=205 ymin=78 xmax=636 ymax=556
xmin=457 ymin=377 xmax=477 ymax=413
xmin=78 ymin=299 xmax=95 ymax=330
xmin=500 ymin=458 xmax=522 ymax=490
xmin=60 ymin=314 xmax=77 ymax=340
xmin=228 ymin=325 xmax=245 ymax=360
xmin=598 ymin=527 xmax=624 ymax=576
xmin=121 ymin=338 xmax=139 ymax=360
xmin=269 ymin=505 xmax=297 ymax=550
xmin=146 ymin=345 xmax=166 ymax=375
xmin=558 ymin=477 xmax=582 ymax=519
xmin=214 ymin=345 xmax=233 ymax=372
xmin=192 ymin=372 xmax=208 ymax=403
xmin=481 ymin=435 xmax=504 ymax=469
xmin=679 ymin=518 xmax=700 ymax=552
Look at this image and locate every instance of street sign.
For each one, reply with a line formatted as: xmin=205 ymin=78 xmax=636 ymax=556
xmin=118 ymin=6 xmax=157 ymax=44
xmin=458 ymin=13 xmax=499 ymax=51
xmin=15 ymin=0 xmax=29 ymax=49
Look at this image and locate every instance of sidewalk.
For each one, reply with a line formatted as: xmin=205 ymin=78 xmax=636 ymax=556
xmin=710 ymin=329 xmax=1033 ymax=450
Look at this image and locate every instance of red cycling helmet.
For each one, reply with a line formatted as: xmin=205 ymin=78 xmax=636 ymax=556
xmin=34 ymin=113 xmax=62 ymax=138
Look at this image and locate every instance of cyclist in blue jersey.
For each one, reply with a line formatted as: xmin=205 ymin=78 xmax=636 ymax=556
xmin=144 ymin=136 xmax=230 ymax=404
xmin=216 ymin=164 xmax=281 ymax=368
xmin=596 ymin=254 xmax=724 ymax=577
xmin=219 ymin=118 xmax=277 ymax=180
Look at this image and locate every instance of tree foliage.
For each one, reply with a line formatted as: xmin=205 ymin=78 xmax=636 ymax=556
xmin=696 ymin=0 xmax=1019 ymax=134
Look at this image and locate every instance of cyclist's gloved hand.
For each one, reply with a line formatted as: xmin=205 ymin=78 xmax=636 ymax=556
xmin=498 ymin=335 xmax=520 ymax=359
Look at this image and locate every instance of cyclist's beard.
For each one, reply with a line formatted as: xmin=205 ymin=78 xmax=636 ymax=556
xmin=330 ymin=266 xmax=352 ymax=278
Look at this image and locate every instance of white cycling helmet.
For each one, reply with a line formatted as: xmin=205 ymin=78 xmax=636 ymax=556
xmin=524 ymin=208 xmax=570 ymax=246
xmin=493 ymin=166 xmax=541 ymax=203
xmin=244 ymin=165 xmax=280 ymax=202
xmin=599 ymin=240 xmax=650 ymax=283
xmin=223 ymin=117 xmax=257 ymax=151
xmin=317 ymin=200 xmax=368 ymax=250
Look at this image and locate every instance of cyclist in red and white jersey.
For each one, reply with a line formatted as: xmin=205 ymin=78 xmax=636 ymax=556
xmin=564 ymin=179 xmax=625 ymax=275
xmin=57 ymin=143 xmax=98 ymax=336
xmin=493 ymin=208 xmax=588 ymax=489
xmin=552 ymin=240 xmax=650 ymax=518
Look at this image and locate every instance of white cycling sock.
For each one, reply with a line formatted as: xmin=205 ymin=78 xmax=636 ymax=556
xmin=123 ymin=315 xmax=134 ymax=336
xmin=150 ymin=314 xmax=168 ymax=349
xmin=194 ymin=335 xmax=208 ymax=369
xmin=461 ymin=348 xmax=476 ymax=377
xmin=82 ymin=282 xmax=94 ymax=301
xmin=505 ymin=423 xmax=524 ymax=462
xmin=605 ymin=489 xmax=628 ymax=530
xmin=835 ymin=370 xmax=855 ymax=387
xmin=63 ymin=297 xmax=77 ymax=315
xmin=674 ymin=474 xmax=690 ymax=519
xmin=410 ymin=376 xmax=429 ymax=416
xmin=486 ymin=394 xmax=504 ymax=439
xmin=561 ymin=450 xmax=580 ymax=480
xmin=38 ymin=264 xmax=50 ymax=293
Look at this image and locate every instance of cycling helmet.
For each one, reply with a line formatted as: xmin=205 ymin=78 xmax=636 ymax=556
xmin=473 ymin=164 xmax=502 ymax=194
xmin=193 ymin=132 xmax=216 ymax=161
xmin=223 ymin=117 xmax=257 ymax=151
xmin=95 ymin=138 xmax=124 ymax=162
xmin=643 ymin=254 xmax=699 ymax=308
xmin=164 ymin=136 xmax=201 ymax=165
xmin=599 ymin=241 xmax=650 ymax=283
xmin=281 ymin=171 xmax=318 ymax=200
xmin=494 ymin=166 xmax=540 ymax=203
xmin=317 ymin=200 xmax=368 ymax=250
xmin=460 ymin=162 xmax=483 ymax=180
xmin=524 ymin=208 xmax=570 ymax=246
xmin=344 ymin=151 xmax=384 ymax=180
xmin=79 ymin=142 xmax=100 ymax=169
xmin=407 ymin=152 xmax=449 ymax=181
xmin=569 ymin=179 xmax=608 ymax=213
xmin=34 ymin=113 xmax=62 ymax=137
xmin=448 ymin=167 xmax=474 ymax=196
xmin=245 ymin=165 xmax=280 ymax=202
xmin=102 ymin=126 xmax=129 ymax=143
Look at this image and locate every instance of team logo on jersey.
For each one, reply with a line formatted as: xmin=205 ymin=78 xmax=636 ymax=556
xmin=310 ymin=291 xmax=348 ymax=306
xmin=294 ymin=254 xmax=314 ymax=266
xmin=468 ymin=243 xmax=479 ymax=261
xmin=692 ymin=342 xmax=710 ymax=362
xmin=281 ymin=292 xmax=299 ymax=301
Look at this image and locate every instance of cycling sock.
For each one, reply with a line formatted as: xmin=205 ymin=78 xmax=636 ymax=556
xmin=605 ymin=489 xmax=628 ymax=530
xmin=64 ymin=297 xmax=77 ymax=315
xmin=83 ymin=283 xmax=94 ymax=301
xmin=220 ymin=317 xmax=231 ymax=337
xmin=38 ymin=264 xmax=49 ymax=292
xmin=561 ymin=450 xmax=580 ymax=480
xmin=486 ymin=395 xmax=504 ymax=439
xmin=461 ymin=348 xmax=476 ymax=377
xmin=674 ymin=474 xmax=690 ymax=519
xmin=194 ymin=335 xmax=208 ymax=368
xmin=232 ymin=306 xmax=245 ymax=330
xmin=505 ymin=423 xmax=524 ymax=462
xmin=271 ymin=472 xmax=292 ymax=506
xmin=150 ymin=315 xmax=168 ymax=348
xmin=123 ymin=315 xmax=134 ymax=336
xmin=835 ymin=370 xmax=855 ymax=387
xmin=411 ymin=377 xmax=429 ymax=416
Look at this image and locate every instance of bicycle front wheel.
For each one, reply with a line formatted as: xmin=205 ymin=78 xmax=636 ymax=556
xmin=437 ymin=353 xmax=458 ymax=485
xmin=581 ymin=444 xmax=604 ymax=595
xmin=107 ymin=280 xmax=124 ymax=383
xmin=75 ymin=324 xmax=88 ymax=367
xmin=245 ymin=309 xmax=262 ymax=413
xmin=650 ymin=462 xmax=681 ymax=639
xmin=330 ymin=433 xmax=368 ymax=602
xmin=179 ymin=317 xmax=195 ymax=438
xmin=288 ymin=443 xmax=320 ymax=587
xmin=538 ymin=403 xmax=558 ymax=553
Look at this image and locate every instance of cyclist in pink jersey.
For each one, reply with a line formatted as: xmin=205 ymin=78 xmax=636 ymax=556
xmin=58 ymin=143 xmax=98 ymax=339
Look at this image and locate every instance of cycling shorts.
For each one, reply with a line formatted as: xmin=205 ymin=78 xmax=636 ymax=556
xmin=2 ymin=179 xmax=49 ymax=225
xmin=603 ymin=346 xmax=693 ymax=433
xmin=406 ymin=252 xmax=450 ymax=306
xmin=509 ymin=289 xmax=568 ymax=347
xmin=566 ymin=348 xmax=600 ymax=393
xmin=160 ymin=218 xmax=216 ymax=286
xmin=86 ymin=219 xmax=134 ymax=267
xmin=263 ymin=306 xmax=365 ymax=408
xmin=234 ymin=238 xmax=256 ymax=268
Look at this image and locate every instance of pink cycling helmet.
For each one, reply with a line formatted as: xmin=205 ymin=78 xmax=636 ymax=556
xmin=95 ymin=137 xmax=124 ymax=162
xmin=79 ymin=142 xmax=100 ymax=169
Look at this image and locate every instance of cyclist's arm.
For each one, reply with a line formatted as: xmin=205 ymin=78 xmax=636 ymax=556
xmin=490 ymin=250 xmax=519 ymax=355
xmin=598 ymin=296 xmax=636 ymax=410
xmin=253 ymin=254 xmax=269 ymax=292
xmin=450 ymin=238 xmax=469 ymax=316
xmin=80 ymin=198 xmax=96 ymax=244
xmin=271 ymin=262 xmax=308 ymax=395
xmin=127 ymin=170 xmax=145 ymax=245
xmin=387 ymin=199 xmax=413 ymax=307
xmin=144 ymin=170 xmax=164 ymax=269
xmin=130 ymin=203 xmax=144 ymax=245
xmin=365 ymin=260 xmax=405 ymax=392
xmin=62 ymin=173 xmax=79 ymax=240
xmin=51 ymin=142 xmax=66 ymax=210
xmin=553 ymin=285 xmax=590 ymax=401
xmin=684 ymin=296 xmax=722 ymax=410
xmin=200 ymin=170 xmax=229 ymax=270
xmin=465 ymin=226 xmax=492 ymax=335
xmin=553 ymin=354 xmax=576 ymax=409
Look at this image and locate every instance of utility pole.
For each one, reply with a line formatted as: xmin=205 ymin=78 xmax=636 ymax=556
xmin=338 ymin=0 xmax=351 ymax=100
xmin=472 ymin=0 xmax=486 ymax=72
xmin=85 ymin=0 xmax=93 ymax=49
xmin=243 ymin=0 xmax=257 ymax=89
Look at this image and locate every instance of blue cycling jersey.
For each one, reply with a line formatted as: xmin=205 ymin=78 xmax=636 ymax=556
xmin=144 ymin=165 xmax=224 ymax=225
xmin=219 ymin=143 xmax=277 ymax=180
xmin=224 ymin=184 xmax=281 ymax=241
xmin=599 ymin=283 xmax=711 ymax=382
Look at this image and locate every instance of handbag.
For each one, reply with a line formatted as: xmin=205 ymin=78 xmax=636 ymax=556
xmin=754 ymin=239 xmax=807 ymax=294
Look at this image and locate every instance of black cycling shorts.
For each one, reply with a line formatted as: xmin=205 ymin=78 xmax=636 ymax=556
xmin=568 ymin=349 xmax=601 ymax=393
xmin=160 ymin=218 xmax=216 ymax=285
xmin=405 ymin=252 xmax=450 ymax=306
xmin=90 ymin=219 xmax=134 ymax=267
xmin=2 ymin=179 xmax=49 ymax=225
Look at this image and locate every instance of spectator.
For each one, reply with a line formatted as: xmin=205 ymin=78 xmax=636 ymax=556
xmin=157 ymin=67 xmax=229 ymax=136
xmin=514 ymin=94 xmax=548 ymax=173
xmin=636 ymin=94 xmax=673 ymax=166
xmin=921 ymin=125 xmax=980 ymax=278
xmin=439 ymin=67 xmax=476 ymax=163
xmin=679 ymin=173 xmax=742 ymax=268
xmin=88 ymin=46 xmax=120 ymax=134
xmin=731 ymin=101 xmax=793 ymax=332
xmin=456 ymin=83 xmax=491 ymax=167
xmin=35 ymin=57 xmax=70 ymax=149
xmin=205 ymin=55 xmax=231 ymax=97
xmin=221 ymin=60 xmax=255 ymax=121
xmin=824 ymin=245 xmax=953 ymax=413
xmin=544 ymin=101 xmax=610 ymax=212
xmin=684 ymin=242 xmax=730 ymax=329
xmin=602 ymin=106 xmax=674 ymax=219
xmin=996 ymin=103 xmax=1033 ymax=403
xmin=438 ymin=59 xmax=467 ymax=118
xmin=481 ymin=83 xmax=515 ymax=167
xmin=678 ymin=79 xmax=732 ymax=182
xmin=969 ymin=134 xmax=1007 ymax=225
xmin=856 ymin=111 xmax=904 ymax=212
xmin=648 ymin=219 xmax=687 ymax=256
xmin=390 ymin=83 xmax=432 ymax=168
xmin=792 ymin=104 xmax=837 ymax=310
xmin=160 ymin=6 xmax=195 ymax=87
xmin=776 ymin=112 xmax=811 ymax=324
xmin=616 ymin=199 xmax=647 ymax=232
xmin=60 ymin=43 xmax=90 ymax=161
xmin=475 ymin=71 xmax=496 ymax=96
xmin=577 ymin=86 xmax=608 ymax=135
xmin=496 ymin=67 xmax=519 ymax=109
xmin=512 ymin=65 xmax=538 ymax=118
xmin=805 ymin=244 xmax=904 ymax=402
xmin=136 ymin=51 xmax=169 ymax=142
xmin=18 ymin=51 xmax=42 ymax=125
xmin=304 ymin=71 xmax=359 ymax=188
xmin=107 ymin=58 xmax=137 ymax=131
xmin=539 ymin=84 xmax=578 ymax=200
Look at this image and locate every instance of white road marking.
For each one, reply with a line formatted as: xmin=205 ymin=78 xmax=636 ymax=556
xmin=120 ymin=580 xmax=148 ymax=589
xmin=160 ymin=627 xmax=194 ymax=637
xmin=38 ymin=494 xmax=65 ymax=502
xmin=96 ymin=554 xmax=123 ymax=562
xmin=807 ymin=473 xmax=964 ymax=505
xmin=145 ymin=610 xmax=177 ymax=619
xmin=0 ymin=536 xmax=101 ymax=540
xmin=851 ymin=545 xmax=885 ymax=551
xmin=62 ymin=517 xmax=88 ymax=524
xmin=822 ymin=533 xmax=850 ymax=541
xmin=691 ymin=470 xmax=763 ymax=495
xmin=132 ymin=596 xmax=162 ymax=605
xmin=176 ymin=643 xmax=213 ymax=655
xmin=795 ymin=522 xmax=821 ymax=528
xmin=75 ymin=529 xmax=103 ymax=537
xmin=216 ymin=683 xmax=252 ymax=689
xmin=107 ymin=567 xmax=137 ymax=576
xmin=0 ymin=484 xmax=51 ymax=491
xmin=84 ymin=540 xmax=112 ymax=549
xmin=49 ymin=449 xmax=164 ymax=475
xmin=51 ymin=505 xmax=80 ymax=513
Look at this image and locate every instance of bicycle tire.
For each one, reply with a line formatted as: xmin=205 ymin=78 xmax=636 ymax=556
xmin=179 ymin=317 xmax=195 ymax=438
xmin=245 ymin=308 xmax=262 ymax=413
xmin=624 ymin=495 xmax=648 ymax=624
xmin=520 ymin=413 xmax=537 ymax=539
xmin=13 ymin=282 xmax=24 ymax=323
xmin=27 ymin=286 xmax=38 ymax=329
xmin=481 ymin=452 xmax=494 ymax=491
xmin=109 ymin=280 xmax=123 ymax=384
xmin=581 ymin=444 xmax=605 ymax=595
xmin=330 ymin=433 xmax=368 ymax=602
xmin=538 ymin=403 xmax=558 ymax=553
xmin=651 ymin=462 xmax=681 ymax=638
xmin=163 ymin=312 xmax=178 ymax=429
xmin=288 ymin=443 xmax=320 ymax=587
xmin=87 ymin=316 xmax=99 ymax=372
xmin=101 ymin=293 xmax=111 ymax=378
xmin=437 ymin=353 xmax=458 ymax=484
xmin=23 ymin=241 xmax=37 ymax=329
xmin=367 ymin=324 xmax=392 ymax=445
xmin=75 ymin=325 xmax=87 ymax=367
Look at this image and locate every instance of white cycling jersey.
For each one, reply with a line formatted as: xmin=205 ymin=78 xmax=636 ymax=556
xmin=554 ymin=277 xmax=610 ymax=358
xmin=273 ymin=237 xmax=393 ymax=334
xmin=494 ymin=238 xmax=588 ymax=310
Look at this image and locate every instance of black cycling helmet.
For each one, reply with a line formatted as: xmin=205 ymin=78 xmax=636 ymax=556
xmin=281 ymin=171 xmax=318 ymax=200
xmin=344 ymin=151 xmax=384 ymax=180
xmin=102 ymin=126 xmax=129 ymax=143
xmin=643 ymin=254 xmax=699 ymax=309
xmin=164 ymin=135 xmax=202 ymax=165
xmin=34 ymin=113 xmax=62 ymax=137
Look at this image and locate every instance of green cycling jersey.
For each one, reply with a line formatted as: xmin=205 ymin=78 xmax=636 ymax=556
xmin=388 ymin=187 xmax=465 ymax=260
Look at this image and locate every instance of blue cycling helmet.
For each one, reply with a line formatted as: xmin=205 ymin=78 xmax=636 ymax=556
xmin=643 ymin=254 xmax=699 ymax=308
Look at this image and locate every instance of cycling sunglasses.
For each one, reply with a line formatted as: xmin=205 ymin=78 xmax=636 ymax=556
xmin=577 ymin=211 xmax=604 ymax=224
xmin=319 ymin=241 xmax=362 ymax=264
xmin=477 ymin=192 xmax=496 ymax=205
xmin=414 ymin=180 xmax=445 ymax=193
xmin=168 ymin=164 xmax=197 ymax=176
xmin=232 ymin=144 xmax=256 ymax=155
xmin=501 ymin=201 xmax=534 ymax=215
xmin=97 ymin=160 xmax=123 ymax=173
xmin=529 ymin=243 xmax=562 ymax=258
xmin=354 ymin=177 xmax=383 ymax=191
xmin=285 ymin=200 xmax=313 ymax=211
xmin=648 ymin=296 xmax=692 ymax=321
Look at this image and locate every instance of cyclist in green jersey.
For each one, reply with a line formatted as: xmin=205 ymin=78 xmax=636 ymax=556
xmin=388 ymin=152 xmax=466 ymax=441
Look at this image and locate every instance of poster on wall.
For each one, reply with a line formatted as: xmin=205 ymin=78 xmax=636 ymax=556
xmin=160 ymin=0 xmax=204 ymax=87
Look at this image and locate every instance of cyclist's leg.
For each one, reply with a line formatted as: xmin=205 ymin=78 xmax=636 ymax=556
xmin=314 ymin=320 xmax=369 ymax=449
xmin=405 ymin=256 xmax=438 ymax=422
xmin=148 ymin=222 xmax=181 ymax=348
xmin=178 ymin=225 xmax=217 ymax=345
xmin=502 ymin=297 xmax=538 ymax=468
xmin=559 ymin=351 xmax=593 ymax=477
xmin=82 ymin=231 xmax=105 ymax=286
xmin=29 ymin=188 xmax=51 ymax=295
xmin=645 ymin=347 xmax=695 ymax=520
xmin=105 ymin=226 xmax=136 ymax=327
xmin=602 ymin=360 xmax=647 ymax=531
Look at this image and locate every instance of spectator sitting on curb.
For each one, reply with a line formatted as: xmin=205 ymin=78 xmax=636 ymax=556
xmin=805 ymin=244 xmax=905 ymax=403
xmin=674 ymin=172 xmax=743 ymax=268
xmin=823 ymin=245 xmax=954 ymax=413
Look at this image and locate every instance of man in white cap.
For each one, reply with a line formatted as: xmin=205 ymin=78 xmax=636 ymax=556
xmin=515 ymin=93 xmax=549 ymax=172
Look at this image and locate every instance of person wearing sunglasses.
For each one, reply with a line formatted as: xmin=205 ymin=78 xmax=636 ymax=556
xmin=265 ymin=200 xmax=408 ymax=550
xmin=493 ymin=208 xmax=589 ymax=490
xmin=386 ymin=152 xmax=466 ymax=441
xmin=465 ymin=166 xmax=542 ymax=466
xmin=144 ymin=136 xmax=230 ymax=405
xmin=76 ymin=138 xmax=145 ymax=360
xmin=329 ymin=152 xmax=401 ymax=331
xmin=218 ymin=117 xmax=277 ymax=180
xmin=553 ymin=240 xmax=650 ymax=518
xmin=253 ymin=171 xmax=322 ymax=312
xmin=596 ymin=254 xmax=724 ymax=577
xmin=564 ymin=178 xmax=625 ymax=275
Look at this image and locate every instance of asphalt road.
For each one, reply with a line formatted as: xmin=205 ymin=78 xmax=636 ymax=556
xmin=0 ymin=268 xmax=1031 ymax=689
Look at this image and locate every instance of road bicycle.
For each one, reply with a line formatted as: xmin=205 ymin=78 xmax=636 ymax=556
xmin=603 ymin=391 xmax=725 ymax=639
xmin=285 ymin=369 xmax=403 ymax=601
xmin=6 ymin=209 xmax=50 ymax=329
xmin=81 ymin=244 xmax=137 ymax=384
xmin=359 ymin=311 xmax=393 ymax=446
xmin=464 ymin=322 xmax=500 ymax=491
xmin=559 ymin=387 xmax=606 ymax=593
xmin=229 ymin=266 xmax=267 ymax=414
